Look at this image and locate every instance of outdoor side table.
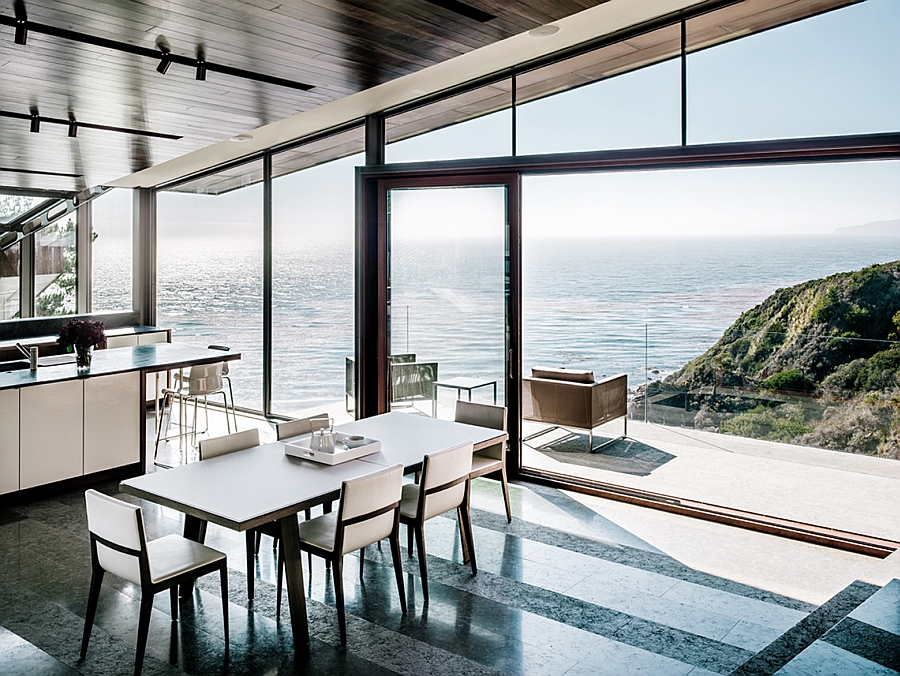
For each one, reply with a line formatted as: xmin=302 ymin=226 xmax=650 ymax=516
xmin=434 ymin=376 xmax=498 ymax=405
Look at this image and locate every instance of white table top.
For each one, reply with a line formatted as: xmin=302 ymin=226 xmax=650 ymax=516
xmin=121 ymin=411 xmax=507 ymax=531
xmin=337 ymin=411 xmax=507 ymax=470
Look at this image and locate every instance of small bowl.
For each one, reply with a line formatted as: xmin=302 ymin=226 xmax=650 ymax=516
xmin=344 ymin=435 xmax=366 ymax=448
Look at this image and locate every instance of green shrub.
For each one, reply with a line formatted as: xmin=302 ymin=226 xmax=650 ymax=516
xmin=762 ymin=369 xmax=815 ymax=392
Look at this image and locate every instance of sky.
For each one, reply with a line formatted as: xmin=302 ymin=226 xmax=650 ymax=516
xmin=92 ymin=0 xmax=900 ymax=240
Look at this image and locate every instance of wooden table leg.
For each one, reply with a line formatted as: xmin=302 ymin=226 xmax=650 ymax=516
xmin=180 ymin=515 xmax=206 ymax=595
xmin=279 ymin=514 xmax=310 ymax=656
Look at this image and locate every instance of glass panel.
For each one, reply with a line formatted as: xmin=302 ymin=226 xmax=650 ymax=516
xmin=0 ymin=242 xmax=20 ymax=320
xmin=687 ymin=0 xmax=900 ymax=143
xmin=91 ymin=189 xmax=133 ymax=312
xmin=0 ymin=194 xmax=45 ymax=224
xmin=388 ymin=185 xmax=508 ymax=418
xmin=272 ymin=127 xmax=365 ymax=179
xmin=385 ymin=81 xmax=512 ymax=163
xmin=35 ymin=215 xmax=77 ymax=317
xmin=157 ymin=160 xmax=263 ymax=410
xmin=516 ymin=24 xmax=682 ymax=154
xmin=521 ymin=160 xmax=900 ymax=537
xmin=271 ymin=135 xmax=364 ymax=420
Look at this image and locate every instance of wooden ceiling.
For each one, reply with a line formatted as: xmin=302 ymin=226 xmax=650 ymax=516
xmin=0 ymin=0 xmax=605 ymax=192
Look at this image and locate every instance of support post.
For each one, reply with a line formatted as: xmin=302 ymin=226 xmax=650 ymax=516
xmin=262 ymin=154 xmax=273 ymax=415
xmin=76 ymin=200 xmax=92 ymax=313
xmin=133 ymin=188 xmax=156 ymax=326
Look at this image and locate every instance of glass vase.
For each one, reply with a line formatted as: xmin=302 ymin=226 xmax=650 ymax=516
xmin=75 ymin=344 xmax=93 ymax=372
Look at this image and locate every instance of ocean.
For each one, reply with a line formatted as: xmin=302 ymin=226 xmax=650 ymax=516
xmin=93 ymin=235 xmax=899 ymax=414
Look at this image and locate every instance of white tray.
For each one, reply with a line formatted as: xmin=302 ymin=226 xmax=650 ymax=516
xmin=284 ymin=432 xmax=381 ymax=465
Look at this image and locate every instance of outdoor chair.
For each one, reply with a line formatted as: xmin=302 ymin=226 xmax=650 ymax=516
xmin=296 ymin=463 xmax=407 ymax=645
xmin=391 ymin=360 xmax=438 ymax=417
xmin=400 ymin=441 xmax=476 ymax=605
xmin=81 ymin=489 xmax=229 ymax=676
xmin=455 ymin=400 xmax=512 ymax=522
xmin=523 ymin=367 xmax=628 ymax=452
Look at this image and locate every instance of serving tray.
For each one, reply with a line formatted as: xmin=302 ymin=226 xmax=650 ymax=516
xmin=284 ymin=432 xmax=381 ymax=465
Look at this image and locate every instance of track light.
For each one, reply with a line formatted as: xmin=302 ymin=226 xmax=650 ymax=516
xmin=13 ymin=0 xmax=27 ymax=45
xmin=195 ymin=45 xmax=206 ymax=80
xmin=67 ymin=116 xmax=77 ymax=138
xmin=29 ymin=110 xmax=39 ymax=133
xmin=156 ymin=49 xmax=171 ymax=74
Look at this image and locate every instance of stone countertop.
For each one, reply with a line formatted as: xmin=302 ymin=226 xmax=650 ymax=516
xmin=0 ymin=343 xmax=240 ymax=391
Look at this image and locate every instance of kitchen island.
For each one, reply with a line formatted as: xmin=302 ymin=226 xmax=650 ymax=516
xmin=0 ymin=343 xmax=240 ymax=499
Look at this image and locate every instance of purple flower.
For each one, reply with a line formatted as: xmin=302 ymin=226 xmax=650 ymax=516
xmin=58 ymin=319 xmax=106 ymax=349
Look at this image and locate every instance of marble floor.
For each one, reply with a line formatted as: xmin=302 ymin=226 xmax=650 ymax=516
xmin=1 ymin=462 xmax=898 ymax=676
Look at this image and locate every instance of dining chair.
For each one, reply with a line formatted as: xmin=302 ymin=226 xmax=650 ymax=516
xmin=81 ymin=490 xmax=229 ymax=676
xmin=207 ymin=344 xmax=238 ymax=431
xmin=296 ymin=463 xmax=407 ymax=645
xmin=198 ymin=428 xmax=282 ymax=605
xmin=400 ymin=441 xmax=477 ymax=605
xmin=455 ymin=400 xmax=512 ymax=522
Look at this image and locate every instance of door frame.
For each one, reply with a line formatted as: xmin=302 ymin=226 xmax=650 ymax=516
xmin=357 ymin=170 xmax=522 ymax=476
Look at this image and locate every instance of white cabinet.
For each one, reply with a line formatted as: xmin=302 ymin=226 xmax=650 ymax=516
xmin=84 ymin=372 xmax=140 ymax=474
xmin=138 ymin=331 xmax=169 ymax=345
xmin=0 ymin=389 xmax=18 ymax=495
xmin=106 ymin=334 xmax=139 ymax=349
xmin=19 ymin=380 xmax=84 ymax=490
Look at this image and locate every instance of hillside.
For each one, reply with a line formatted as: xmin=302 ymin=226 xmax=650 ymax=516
xmin=633 ymin=261 xmax=900 ymax=458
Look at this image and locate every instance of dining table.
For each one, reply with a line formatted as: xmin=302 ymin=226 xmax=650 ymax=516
xmin=118 ymin=410 xmax=508 ymax=657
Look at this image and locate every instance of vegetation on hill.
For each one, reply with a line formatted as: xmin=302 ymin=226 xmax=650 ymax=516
xmin=633 ymin=261 xmax=900 ymax=459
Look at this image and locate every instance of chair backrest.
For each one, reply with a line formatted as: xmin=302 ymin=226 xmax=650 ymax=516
xmin=337 ymin=464 xmax=404 ymax=555
xmin=454 ymin=401 xmax=507 ymax=431
xmin=187 ymin=362 xmax=225 ymax=395
xmin=275 ymin=412 xmax=330 ymax=441
xmin=419 ymin=441 xmax=473 ymax=520
xmin=84 ymin=489 xmax=147 ymax=586
xmin=208 ymin=345 xmax=231 ymax=375
xmin=199 ymin=428 xmax=260 ymax=460
xmin=391 ymin=362 xmax=438 ymax=401
xmin=455 ymin=401 xmax=507 ymax=461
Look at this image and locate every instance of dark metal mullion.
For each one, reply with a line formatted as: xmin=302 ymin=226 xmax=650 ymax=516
xmin=511 ymin=73 xmax=517 ymax=157
xmin=681 ymin=19 xmax=688 ymax=147
xmin=262 ymin=154 xmax=273 ymax=416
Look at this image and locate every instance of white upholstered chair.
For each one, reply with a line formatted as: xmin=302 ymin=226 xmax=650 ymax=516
xmin=275 ymin=412 xmax=331 ymax=441
xmin=81 ymin=490 xmax=229 ymax=676
xmin=400 ymin=441 xmax=477 ymax=605
xmin=455 ymin=400 xmax=512 ymax=523
xmin=198 ymin=428 xmax=281 ymax=605
xmin=296 ymin=463 xmax=407 ymax=645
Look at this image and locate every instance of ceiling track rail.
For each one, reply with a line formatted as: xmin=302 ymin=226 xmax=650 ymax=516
xmin=0 ymin=3 xmax=314 ymax=92
xmin=0 ymin=185 xmax=109 ymax=251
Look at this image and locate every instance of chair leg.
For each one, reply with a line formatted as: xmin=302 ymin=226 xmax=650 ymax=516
xmin=406 ymin=522 xmax=413 ymax=556
xmin=80 ymin=566 xmax=104 ymax=660
xmin=358 ymin=546 xmax=365 ymax=582
xmin=458 ymin=505 xmax=471 ymax=564
xmin=245 ymin=530 xmax=255 ymax=601
xmin=219 ymin=392 xmax=231 ymax=434
xmin=500 ymin=464 xmax=512 ymax=523
xmin=461 ymin=497 xmax=477 ymax=576
xmin=219 ymin=565 xmax=229 ymax=647
xmin=255 ymin=531 xmax=262 ymax=555
xmin=415 ymin=524 xmax=429 ymax=605
xmin=389 ymin=530 xmax=407 ymax=615
xmin=134 ymin=591 xmax=154 ymax=676
xmin=333 ymin=556 xmax=347 ymax=646
xmin=225 ymin=377 xmax=238 ymax=431
xmin=323 ymin=502 xmax=333 ymax=570
xmin=276 ymin=538 xmax=284 ymax=620
xmin=169 ymin=586 xmax=178 ymax=622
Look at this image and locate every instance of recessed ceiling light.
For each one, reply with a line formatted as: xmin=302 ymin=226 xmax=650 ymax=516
xmin=230 ymin=134 xmax=253 ymax=142
xmin=528 ymin=25 xmax=559 ymax=37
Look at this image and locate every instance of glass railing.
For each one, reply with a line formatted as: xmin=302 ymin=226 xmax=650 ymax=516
xmin=636 ymin=328 xmax=899 ymax=459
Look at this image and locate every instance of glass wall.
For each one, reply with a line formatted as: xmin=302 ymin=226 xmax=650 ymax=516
xmin=516 ymin=24 xmax=682 ymax=154
xmin=520 ymin=160 xmax=900 ymax=537
xmin=0 ymin=242 xmax=20 ymax=320
xmin=388 ymin=185 xmax=508 ymax=419
xmin=91 ymin=188 xmax=132 ymax=312
xmin=271 ymin=128 xmax=364 ymax=419
xmin=157 ymin=161 xmax=264 ymax=410
xmin=687 ymin=0 xmax=900 ymax=143
xmin=34 ymin=215 xmax=77 ymax=317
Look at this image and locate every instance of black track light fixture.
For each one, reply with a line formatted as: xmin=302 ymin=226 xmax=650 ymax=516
xmin=195 ymin=45 xmax=207 ymax=81
xmin=13 ymin=0 xmax=27 ymax=45
xmin=156 ymin=47 xmax=171 ymax=75
xmin=29 ymin=107 xmax=39 ymax=133
xmin=67 ymin=113 xmax=77 ymax=138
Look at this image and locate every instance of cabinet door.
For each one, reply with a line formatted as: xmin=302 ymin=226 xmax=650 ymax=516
xmin=20 ymin=380 xmax=84 ymax=490
xmin=84 ymin=372 xmax=141 ymax=474
xmin=0 ymin=389 xmax=19 ymax=495
xmin=106 ymin=334 xmax=139 ymax=349
xmin=138 ymin=331 xmax=169 ymax=345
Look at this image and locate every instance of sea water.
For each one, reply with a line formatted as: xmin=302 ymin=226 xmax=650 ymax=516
xmin=94 ymin=235 xmax=899 ymax=413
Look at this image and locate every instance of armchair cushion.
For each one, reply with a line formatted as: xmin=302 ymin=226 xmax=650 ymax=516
xmin=531 ymin=366 xmax=595 ymax=384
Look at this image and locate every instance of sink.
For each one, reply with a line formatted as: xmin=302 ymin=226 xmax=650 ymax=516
xmin=0 ymin=360 xmax=29 ymax=373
